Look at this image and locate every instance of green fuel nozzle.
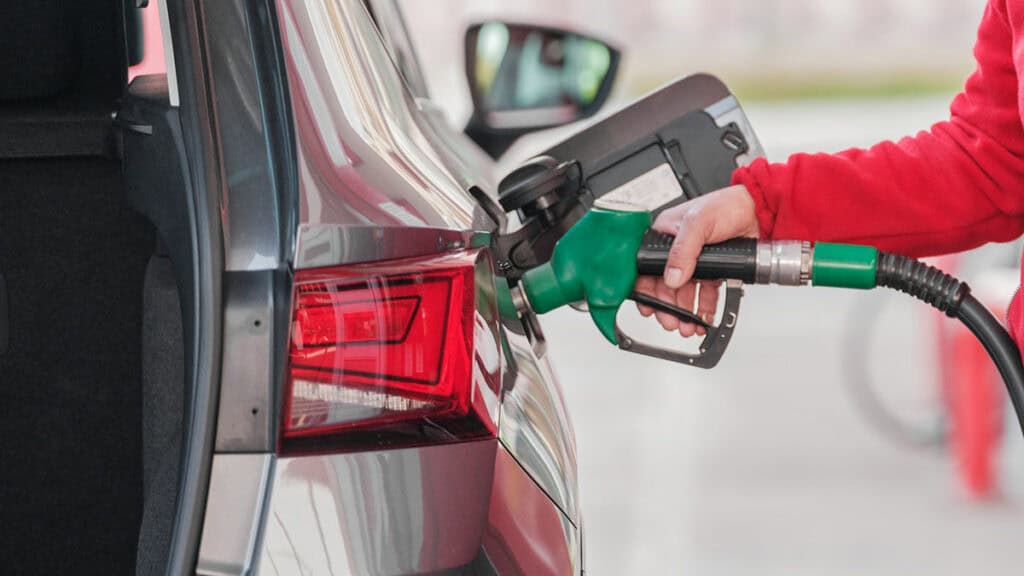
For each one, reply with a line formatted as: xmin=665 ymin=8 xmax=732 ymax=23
xmin=506 ymin=206 xmax=1024 ymax=448
xmin=521 ymin=208 xmax=652 ymax=343
xmin=480 ymin=73 xmax=1024 ymax=442
xmin=511 ymin=204 xmax=976 ymax=370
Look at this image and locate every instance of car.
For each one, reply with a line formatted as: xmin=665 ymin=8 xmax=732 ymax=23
xmin=0 ymin=1 xmax=618 ymax=574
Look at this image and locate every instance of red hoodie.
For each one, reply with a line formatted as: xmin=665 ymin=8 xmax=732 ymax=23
xmin=732 ymin=0 xmax=1024 ymax=345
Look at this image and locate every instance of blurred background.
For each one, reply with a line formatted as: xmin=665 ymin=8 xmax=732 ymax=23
xmin=401 ymin=1 xmax=1024 ymax=574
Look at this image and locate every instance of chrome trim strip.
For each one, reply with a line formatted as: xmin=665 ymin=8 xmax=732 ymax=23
xmin=197 ymin=454 xmax=273 ymax=576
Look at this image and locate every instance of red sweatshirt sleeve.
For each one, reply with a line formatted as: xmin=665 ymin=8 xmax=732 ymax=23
xmin=732 ymin=0 xmax=1024 ymax=258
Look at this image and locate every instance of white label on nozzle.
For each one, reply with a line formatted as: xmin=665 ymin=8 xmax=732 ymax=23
xmin=594 ymin=163 xmax=684 ymax=212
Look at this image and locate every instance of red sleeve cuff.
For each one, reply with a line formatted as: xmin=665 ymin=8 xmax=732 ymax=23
xmin=731 ymin=157 xmax=778 ymax=240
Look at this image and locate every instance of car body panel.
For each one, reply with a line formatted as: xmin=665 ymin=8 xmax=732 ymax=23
xmin=483 ymin=446 xmax=579 ymax=575
xmin=278 ymin=0 xmax=475 ymax=231
xmin=498 ymin=330 xmax=579 ymax=522
xmin=257 ymin=440 xmax=497 ymax=575
xmin=192 ymin=0 xmax=585 ymax=572
xmin=274 ymin=0 xmax=580 ymax=525
xmin=244 ymin=441 xmax=580 ymax=576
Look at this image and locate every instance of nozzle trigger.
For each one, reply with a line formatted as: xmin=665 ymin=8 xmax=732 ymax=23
xmin=616 ymin=280 xmax=743 ymax=369
xmin=628 ymin=291 xmax=711 ymax=329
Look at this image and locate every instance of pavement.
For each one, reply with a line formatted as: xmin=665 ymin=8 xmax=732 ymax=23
xmin=547 ymin=96 xmax=1024 ymax=575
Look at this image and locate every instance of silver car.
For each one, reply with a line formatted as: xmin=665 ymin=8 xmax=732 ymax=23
xmin=0 ymin=0 xmax=617 ymax=574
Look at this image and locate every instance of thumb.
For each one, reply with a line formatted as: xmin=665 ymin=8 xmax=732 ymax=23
xmin=657 ymin=208 xmax=712 ymax=289
xmin=651 ymin=185 xmax=759 ymax=288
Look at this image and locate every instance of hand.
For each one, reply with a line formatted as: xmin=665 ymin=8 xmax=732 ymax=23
xmin=635 ymin=185 xmax=760 ymax=336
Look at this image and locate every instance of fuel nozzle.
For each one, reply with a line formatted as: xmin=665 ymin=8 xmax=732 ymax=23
xmin=508 ymin=205 xmax=887 ymax=368
xmin=510 ymin=206 xmax=881 ymax=364
xmin=512 ymin=207 xmax=747 ymax=368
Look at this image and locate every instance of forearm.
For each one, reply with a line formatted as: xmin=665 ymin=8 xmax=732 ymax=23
xmin=735 ymin=118 xmax=1024 ymax=257
xmin=733 ymin=0 xmax=1024 ymax=258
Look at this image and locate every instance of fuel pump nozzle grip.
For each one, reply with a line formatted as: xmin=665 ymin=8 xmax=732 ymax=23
xmin=519 ymin=208 xmax=652 ymax=343
xmin=515 ymin=207 xmax=814 ymax=368
xmin=515 ymin=208 xmax=747 ymax=368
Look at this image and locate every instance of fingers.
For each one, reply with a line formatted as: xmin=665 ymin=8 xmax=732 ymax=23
xmin=632 ymin=279 xmax=713 ymax=337
xmin=694 ymin=280 xmax=721 ymax=336
xmin=633 ymin=185 xmax=758 ymax=338
xmin=653 ymin=279 xmax=680 ymax=331
xmin=634 ymin=276 xmax=656 ymax=317
xmin=658 ymin=209 xmax=708 ymax=290
xmin=675 ymin=282 xmax=698 ymax=337
xmin=651 ymin=185 xmax=761 ymax=291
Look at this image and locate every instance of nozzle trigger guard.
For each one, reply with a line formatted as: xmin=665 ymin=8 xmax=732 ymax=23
xmin=616 ymin=280 xmax=743 ymax=369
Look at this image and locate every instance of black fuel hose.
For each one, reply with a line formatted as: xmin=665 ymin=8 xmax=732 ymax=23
xmin=631 ymin=234 xmax=1024 ymax=439
xmin=957 ymin=295 xmax=1024 ymax=430
xmin=875 ymin=252 xmax=1024 ymax=439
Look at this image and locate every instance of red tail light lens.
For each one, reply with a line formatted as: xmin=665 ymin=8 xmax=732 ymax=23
xmin=281 ymin=252 xmax=498 ymax=454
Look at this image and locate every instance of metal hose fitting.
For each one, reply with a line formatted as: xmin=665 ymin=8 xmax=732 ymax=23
xmin=755 ymin=240 xmax=812 ymax=286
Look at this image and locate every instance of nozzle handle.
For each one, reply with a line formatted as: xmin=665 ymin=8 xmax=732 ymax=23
xmin=636 ymin=231 xmax=758 ymax=283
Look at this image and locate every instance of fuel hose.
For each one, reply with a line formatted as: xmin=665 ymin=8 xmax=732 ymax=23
xmin=823 ymin=247 xmax=1024 ymax=441
xmin=636 ymin=235 xmax=1024 ymax=440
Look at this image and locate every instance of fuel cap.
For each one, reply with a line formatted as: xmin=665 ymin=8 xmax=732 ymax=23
xmin=498 ymin=155 xmax=579 ymax=214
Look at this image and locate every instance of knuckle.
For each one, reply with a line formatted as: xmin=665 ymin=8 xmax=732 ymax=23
xmin=678 ymin=209 xmax=702 ymax=230
xmin=653 ymin=204 xmax=690 ymax=230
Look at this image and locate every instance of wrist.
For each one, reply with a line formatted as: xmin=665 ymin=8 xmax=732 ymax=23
xmin=731 ymin=159 xmax=776 ymax=239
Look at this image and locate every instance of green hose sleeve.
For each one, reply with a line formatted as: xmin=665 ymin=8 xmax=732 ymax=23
xmin=811 ymin=242 xmax=878 ymax=289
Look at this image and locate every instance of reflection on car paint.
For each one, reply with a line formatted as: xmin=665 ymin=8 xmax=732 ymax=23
xmin=277 ymin=0 xmax=475 ymax=231
xmin=259 ymin=441 xmax=495 ymax=575
xmin=500 ymin=328 xmax=580 ymax=523
xmin=483 ymin=447 xmax=578 ymax=575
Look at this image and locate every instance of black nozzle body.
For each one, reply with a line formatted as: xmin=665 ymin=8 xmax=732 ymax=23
xmin=636 ymin=231 xmax=758 ymax=283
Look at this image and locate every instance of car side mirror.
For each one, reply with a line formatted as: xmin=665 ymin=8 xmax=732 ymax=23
xmin=464 ymin=21 xmax=620 ymax=158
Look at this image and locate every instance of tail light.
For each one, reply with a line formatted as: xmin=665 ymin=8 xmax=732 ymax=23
xmin=280 ymin=251 xmax=500 ymax=454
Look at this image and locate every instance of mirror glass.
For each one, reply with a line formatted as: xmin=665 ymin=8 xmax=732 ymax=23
xmin=468 ymin=22 xmax=615 ymax=128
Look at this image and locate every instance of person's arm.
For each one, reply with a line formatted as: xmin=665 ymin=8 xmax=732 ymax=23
xmin=736 ymin=0 xmax=1024 ymax=257
xmin=640 ymin=0 xmax=1024 ymax=336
